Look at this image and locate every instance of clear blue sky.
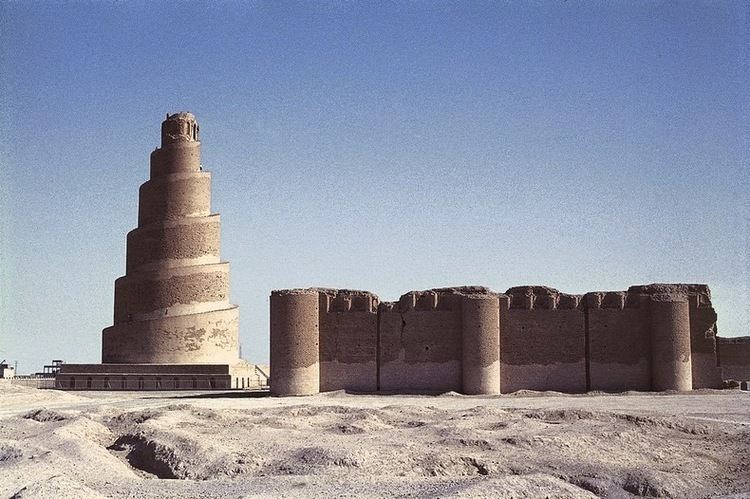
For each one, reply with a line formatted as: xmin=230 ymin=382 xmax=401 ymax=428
xmin=1 ymin=1 xmax=747 ymax=373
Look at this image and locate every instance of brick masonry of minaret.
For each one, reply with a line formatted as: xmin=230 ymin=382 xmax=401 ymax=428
xmin=57 ymin=113 xmax=259 ymax=391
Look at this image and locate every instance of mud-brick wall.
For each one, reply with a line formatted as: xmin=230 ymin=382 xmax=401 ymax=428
xmin=500 ymin=287 xmax=586 ymax=393
xmin=318 ymin=290 xmax=378 ymax=392
xmin=718 ymin=337 xmax=750 ymax=381
xmin=688 ymin=291 xmax=722 ymax=388
xmin=379 ymin=290 xmax=464 ymax=393
xmin=586 ymin=291 xmax=651 ymax=392
xmin=628 ymin=284 xmax=721 ymax=389
xmin=270 ymin=283 xmax=721 ymax=395
xmin=270 ymin=289 xmax=319 ymax=396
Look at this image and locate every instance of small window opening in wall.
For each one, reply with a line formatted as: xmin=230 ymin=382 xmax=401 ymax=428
xmin=121 ymin=377 xmax=126 ymax=389
xmin=209 ymin=378 xmax=216 ymax=389
xmin=104 ymin=377 xmax=110 ymax=389
xmin=69 ymin=377 xmax=75 ymax=389
xmin=156 ymin=377 xmax=162 ymax=389
xmin=192 ymin=377 xmax=198 ymax=389
xmin=138 ymin=377 xmax=144 ymax=389
xmin=86 ymin=377 xmax=92 ymax=389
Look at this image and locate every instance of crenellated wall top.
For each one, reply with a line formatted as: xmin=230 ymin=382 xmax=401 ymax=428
xmin=271 ymin=283 xmax=714 ymax=313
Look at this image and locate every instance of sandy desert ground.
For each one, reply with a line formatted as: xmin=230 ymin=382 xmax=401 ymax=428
xmin=0 ymin=384 xmax=748 ymax=498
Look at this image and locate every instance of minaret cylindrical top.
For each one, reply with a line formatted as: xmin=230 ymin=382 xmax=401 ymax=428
xmin=150 ymin=112 xmax=201 ymax=178
xmin=161 ymin=112 xmax=199 ymax=147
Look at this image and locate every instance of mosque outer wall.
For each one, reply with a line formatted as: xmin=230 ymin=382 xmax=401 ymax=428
xmin=270 ymin=283 xmax=728 ymax=396
xmin=687 ymin=291 xmax=725 ymax=387
xmin=379 ymin=290 xmax=463 ymax=393
xmin=586 ymin=291 xmax=652 ymax=391
xmin=500 ymin=288 xmax=587 ymax=393
xmin=718 ymin=336 xmax=750 ymax=381
xmin=318 ymin=290 xmax=379 ymax=392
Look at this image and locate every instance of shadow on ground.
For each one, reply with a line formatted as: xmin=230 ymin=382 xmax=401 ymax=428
xmin=142 ymin=390 xmax=271 ymax=400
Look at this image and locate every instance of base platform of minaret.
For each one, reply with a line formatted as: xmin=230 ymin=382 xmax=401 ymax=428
xmin=54 ymin=361 xmax=268 ymax=390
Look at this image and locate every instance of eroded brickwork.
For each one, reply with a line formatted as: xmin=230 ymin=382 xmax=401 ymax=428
xmin=102 ymin=112 xmax=240 ymax=365
xmin=718 ymin=336 xmax=750 ymax=381
xmin=270 ymin=283 xmax=728 ymax=395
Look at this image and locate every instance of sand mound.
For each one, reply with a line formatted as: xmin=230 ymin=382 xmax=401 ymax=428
xmin=524 ymin=408 xmax=598 ymax=421
xmin=563 ymin=467 xmax=702 ymax=498
xmin=0 ymin=384 xmax=83 ymax=417
xmin=22 ymin=409 xmax=68 ymax=422
xmin=1 ymin=391 xmax=748 ymax=497
xmin=267 ymin=446 xmax=362 ymax=475
xmin=610 ymin=413 xmax=712 ymax=435
xmin=108 ymin=430 xmax=262 ymax=480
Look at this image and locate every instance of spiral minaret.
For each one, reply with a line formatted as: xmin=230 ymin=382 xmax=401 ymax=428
xmin=102 ymin=112 xmax=240 ymax=364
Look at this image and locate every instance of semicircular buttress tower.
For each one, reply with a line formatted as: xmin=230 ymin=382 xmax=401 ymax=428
xmin=102 ymin=113 xmax=240 ymax=364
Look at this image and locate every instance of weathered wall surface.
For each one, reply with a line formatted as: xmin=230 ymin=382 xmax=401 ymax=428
xmin=687 ymin=290 xmax=722 ymax=388
xmin=379 ymin=290 xmax=464 ymax=393
xmin=500 ymin=287 xmax=586 ymax=393
xmin=586 ymin=291 xmax=651 ymax=391
xmin=269 ymin=290 xmax=319 ymax=396
xmin=137 ymin=172 xmax=212 ymax=226
xmin=718 ymin=337 xmax=750 ymax=381
xmin=318 ymin=290 xmax=378 ymax=392
xmin=462 ymin=293 xmax=501 ymax=394
xmin=126 ymin=215 xmax=221 ymax=273
xmin=687 ymin=285 xmax=721 ymax=389
xmin=629 ymin=284 xmax=723 ymax=390
xmin=102 ymin=306 xmax=239 ymax=364
xmin=269 ymin=283 xmax=724 ymax=395
xmin=113 ymin=264 xmax=230 ymax=323
xmin=650 ymin=296 xmax=692 ymax=391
